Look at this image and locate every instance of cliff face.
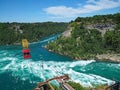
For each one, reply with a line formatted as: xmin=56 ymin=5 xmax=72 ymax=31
xmin=86 ymin=23 xmax=115 ymax=35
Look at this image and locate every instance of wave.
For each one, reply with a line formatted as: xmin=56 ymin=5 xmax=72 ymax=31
xmin=70 ymin=60 xmax=95 ymax=67
xmin=68 ymin=69 xmax=114 ymax=87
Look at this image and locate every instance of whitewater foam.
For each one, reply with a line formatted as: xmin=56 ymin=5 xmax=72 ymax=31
xmin=0 ymin=57 xmax=115 ymax=87
xmin=70 ymin=60 xmax=95 ymax=67
xmin=68 ymin=69 xmax=114 ymax=87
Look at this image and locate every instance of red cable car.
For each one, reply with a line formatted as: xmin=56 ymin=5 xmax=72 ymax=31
xmin=22 ymin=49 xmax=31 ymax=59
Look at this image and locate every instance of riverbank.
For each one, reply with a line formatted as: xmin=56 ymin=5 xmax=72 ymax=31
xmin=45 ymin=46 xmax=120 ymax=63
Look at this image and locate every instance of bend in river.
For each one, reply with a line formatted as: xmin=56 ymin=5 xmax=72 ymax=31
xmin=0 ymin=34 xmax=120 ymax=90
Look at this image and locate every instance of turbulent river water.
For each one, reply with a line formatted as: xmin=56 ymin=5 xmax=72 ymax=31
xmin=0 ymin=34 xmax=120 ymax=90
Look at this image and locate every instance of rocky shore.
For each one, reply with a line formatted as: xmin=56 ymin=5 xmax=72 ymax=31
xmin=46 ymin=46 xmax=120 ymax=63
xmin=96 ymin=54 xmax=120 ymax=63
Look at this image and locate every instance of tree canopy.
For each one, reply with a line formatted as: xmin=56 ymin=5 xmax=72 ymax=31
xmin=0 ymin=22 xmax=68 ymax=45
xmin=47 ymin=13 xmax=120 ymax=59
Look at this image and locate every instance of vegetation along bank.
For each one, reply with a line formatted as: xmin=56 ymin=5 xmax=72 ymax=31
xmin=46 ymin=13 xmax=120 ymax=62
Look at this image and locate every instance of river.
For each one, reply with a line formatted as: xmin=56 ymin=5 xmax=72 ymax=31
xmin=0 ymin=34 xmax=120 ymax=90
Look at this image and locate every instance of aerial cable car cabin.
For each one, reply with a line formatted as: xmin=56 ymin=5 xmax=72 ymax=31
xmin=22 ymin=39 xmax=31 ymax=59
xmin=22 ymin=49 xmax=31 ymax=59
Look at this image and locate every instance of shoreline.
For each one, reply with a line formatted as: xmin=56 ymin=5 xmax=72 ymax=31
xmin=45 ymin=47 xmax=120 ymax=63
xmin=96 ymin=54 xmax=120 ymax=63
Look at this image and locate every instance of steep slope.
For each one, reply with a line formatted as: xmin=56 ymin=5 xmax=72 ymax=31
xmin=46 ymin=13 xmax=120 ymax=62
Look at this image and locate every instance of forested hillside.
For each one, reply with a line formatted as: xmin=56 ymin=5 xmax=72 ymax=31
xmin=0 ymin=22 xmax=68 ymax=45
xmin=46 ymin=13 xmax=120 ymax=60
